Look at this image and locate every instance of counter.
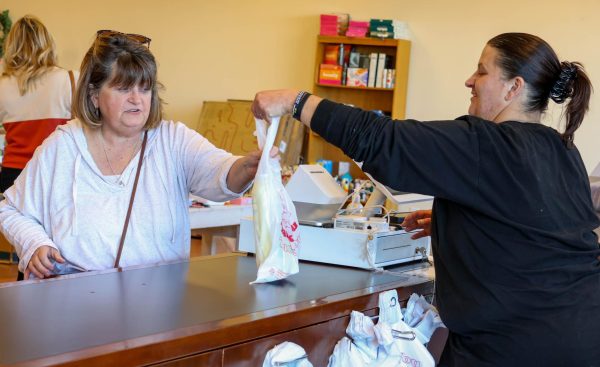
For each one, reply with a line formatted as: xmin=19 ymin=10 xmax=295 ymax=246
xmin=0 ymin=254 xmax=435 ymax=366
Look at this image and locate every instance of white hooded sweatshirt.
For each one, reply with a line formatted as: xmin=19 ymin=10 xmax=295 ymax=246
xmin=0 ymin=119 xmax=243 ymax=273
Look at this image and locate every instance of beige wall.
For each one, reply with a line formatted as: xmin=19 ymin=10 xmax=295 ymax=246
xmin=3 ymin=0 xmax=599 ymax=171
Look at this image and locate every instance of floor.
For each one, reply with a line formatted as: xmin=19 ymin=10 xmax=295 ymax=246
xmin=0 ymin=236 xmax=206 ymax=283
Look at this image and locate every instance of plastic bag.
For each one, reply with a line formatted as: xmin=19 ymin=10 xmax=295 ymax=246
xmin=403 ymin=293 xmax=446 ymax=344
xmin=251 ymin=117 xmax=300 ymax=283
xmin=346 ymin=311 xmax=379 ymax=360
xmin=29 ymin=259 xmax=85 ymax=279
xmin=378 ymin=290 xmax=435 ymax=366
xmin=378 ymin=289 xmax=403 ymax=325
xmin=376 ymin=319 xmax=434 ymax=366
xmin=327 ymin=290 xmax=435 ymax=367
xmin=263 ymin=341 xmax=313 ymax=367
xmin=328 ymin=336 xmax=371 ymax=367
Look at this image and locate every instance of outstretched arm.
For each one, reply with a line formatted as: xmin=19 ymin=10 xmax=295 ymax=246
xmin=251 ymin=90 xmax=323 ymax=129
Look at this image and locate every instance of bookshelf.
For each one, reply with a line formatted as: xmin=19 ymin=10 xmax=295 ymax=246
xmin=307 ymin=35 xmax=411 ymax=179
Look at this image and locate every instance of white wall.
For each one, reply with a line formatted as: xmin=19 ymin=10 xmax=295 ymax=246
xmin=2 ymin=0 xmax=599 ymax=171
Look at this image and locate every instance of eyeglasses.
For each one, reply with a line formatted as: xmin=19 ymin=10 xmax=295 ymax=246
xmin=96 ymin=29 xmax=151 ymax=48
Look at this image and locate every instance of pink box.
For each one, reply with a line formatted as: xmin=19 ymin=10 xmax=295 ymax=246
xmin=320 ymin=14 xmax=338 ymax=23
xmin=320 ymin=25 xmax=339 ymax=36
xmin=346 ymin=28 xmax=368 ymax=37
xmin=349 ymin=20 xmax=369 ymax=27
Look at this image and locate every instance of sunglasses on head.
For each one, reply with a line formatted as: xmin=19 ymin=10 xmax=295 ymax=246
xmin=96 ymin=29 xmax=151 ymax=48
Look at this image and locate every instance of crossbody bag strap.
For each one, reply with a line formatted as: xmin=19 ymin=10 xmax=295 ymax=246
xmin=114 ymin=130 xmax=148 ymax=269
xmin=68 ymin=70 xmax=76 ymax=117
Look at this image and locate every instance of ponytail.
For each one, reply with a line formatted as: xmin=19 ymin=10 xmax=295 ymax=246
xmin=550 ymin=62 xmax=592 ymax=148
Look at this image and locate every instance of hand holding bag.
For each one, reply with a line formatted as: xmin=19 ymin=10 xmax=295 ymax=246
xmin=251 ymin=117 xmax=300 ymax=283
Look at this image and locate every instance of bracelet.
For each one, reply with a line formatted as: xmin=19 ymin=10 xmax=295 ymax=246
xmin=292 ymin=91 xmax=311 ymax=120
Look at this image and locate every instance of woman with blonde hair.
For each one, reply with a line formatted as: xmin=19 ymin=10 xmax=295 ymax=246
xmin=0 ymin=15 xmax=78 ymax=192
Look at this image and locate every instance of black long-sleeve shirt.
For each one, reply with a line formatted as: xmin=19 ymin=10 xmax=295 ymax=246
xmin=311 ymin=99 xmax=600 ymax=366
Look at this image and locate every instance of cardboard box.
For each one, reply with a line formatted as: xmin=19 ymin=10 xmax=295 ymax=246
xmin=196 ymin=100 xmax=258 ymax=156
xmin=276 ymin=115 xmax=305 ymax=166
xmin=196 ymin=100 xmax=304 ymax=166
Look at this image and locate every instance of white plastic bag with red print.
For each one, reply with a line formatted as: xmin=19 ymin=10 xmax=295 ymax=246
xmin=251 ymin=117 xmax=300 ymax=283
xmin=327 ymin=290 xmax=435 ymax=367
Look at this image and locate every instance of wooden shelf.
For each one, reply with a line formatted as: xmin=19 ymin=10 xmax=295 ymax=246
xmin=315 ymin=83 xmax=394 ymax=91
xmin=306 ymin=35 xmax=411 ymax=179
xmin=318 ymin=35 xmax=403 ymax=47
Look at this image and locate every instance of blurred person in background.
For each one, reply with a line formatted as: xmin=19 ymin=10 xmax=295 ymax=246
xmin=0 ymin=15 xmax=78 ymax=192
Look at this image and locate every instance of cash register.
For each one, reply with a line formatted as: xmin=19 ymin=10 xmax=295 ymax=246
xmin=238 ymin=165 xmax=433 ymax=269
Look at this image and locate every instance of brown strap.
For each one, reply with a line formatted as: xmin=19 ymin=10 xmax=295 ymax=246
xmin=68 ymin=70 xmax=75 ymax=96
xmin=68 ymin=70 xmax=76 ymax=117
xmin=114 ymin=130 xmax=148 ymax=269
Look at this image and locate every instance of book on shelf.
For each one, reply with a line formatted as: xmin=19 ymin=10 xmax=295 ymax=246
xmin=359 ymin=54 xmax=370 ymax=68
xmin=383 ymin=56 xmax=395 ymax=89
xmin=384 ymin=69 xmax=396 ymax=89
xmin=322 ymin=43 xmax=353 ymax=85
xmin=367 ymin=52 xmax=378 ymax=87
xmin=375 ymin=53 xmax=386 ymax=88
xmin=349 ymin=51 xmax=361 ymax=68
xmin=324 ymin=45 xmax=340 ymax=65
xmin=346 ymin=67 xmax=368 ymax=87
xmin=337 ymin=44 xmax=352 ymax=66
xmin=323 ymin=43 xmax=354 ymax=66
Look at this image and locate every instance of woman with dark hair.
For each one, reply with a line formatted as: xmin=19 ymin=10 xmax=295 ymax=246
xmin=252 ymin=33 xmax=600 ymax=366
xmin=0 ymin=30 xmax=263 ymax=280
xmin=0 ymin=15 xmax=79 ymax=192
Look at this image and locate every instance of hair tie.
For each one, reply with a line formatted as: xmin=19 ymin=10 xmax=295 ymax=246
xmin=550 ymin=62 xmax=577 ymax=104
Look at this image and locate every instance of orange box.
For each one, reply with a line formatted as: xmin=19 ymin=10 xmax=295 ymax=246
xmin=319 ymin=64 xmax=342 ymax=85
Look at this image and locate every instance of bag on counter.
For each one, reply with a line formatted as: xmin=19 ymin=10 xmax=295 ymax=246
xmin=251 ymin=117 xmax=300 ymax=283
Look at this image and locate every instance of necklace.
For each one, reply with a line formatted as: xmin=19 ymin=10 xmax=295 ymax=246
xmin=99 ymin=131 xmax=142 ymax=187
